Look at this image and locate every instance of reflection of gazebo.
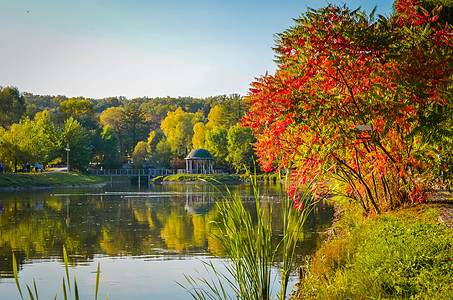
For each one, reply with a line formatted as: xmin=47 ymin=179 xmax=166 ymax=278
xmin=185 ymin=149 xmax=214 ymax=174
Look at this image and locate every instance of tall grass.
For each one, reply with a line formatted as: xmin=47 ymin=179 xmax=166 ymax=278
xmin=180 ymin=172 xmax=320 ymax=299
xmin=12 ymin=246 xmax=108 ymax=300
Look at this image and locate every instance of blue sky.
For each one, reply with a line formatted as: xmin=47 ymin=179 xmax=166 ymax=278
xmin=0 ymin=0 xmax=394 ymax=99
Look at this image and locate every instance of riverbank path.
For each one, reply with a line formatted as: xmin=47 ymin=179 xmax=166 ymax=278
xmin=47 ymin=167 xmax=67 ymax=173
xmin=428 ymin=189 xmax=453 ymax=229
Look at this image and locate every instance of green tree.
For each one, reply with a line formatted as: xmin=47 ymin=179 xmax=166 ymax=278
xmin=192 ymin=122 xmax=207 ymax=149
xmin=50 ymin=95 xmax=68 ymax=108
xmin=147 ymin=129 xmax=165 ymax=152
xmin=59 ymin=98 xmax=98 ymax=130
xmin=223 ymin=93 xmax=247 ymax=126
xmin=206 ymin=105 xmax=230 ymax=130
xmin=121 ymin=104 xmax=149 ymax=157
xmin=0 ymin=113 xmax=60 ymax=171
xmin=101 ymin=125 xmax=121 ymax=168
xmin=92 ymin=96 xmax=123 ymax=113
xmin=100 ymin=107 xmax=126 ymax=155
xmin=161 ymin=108 xmax=197 ymax=156
xmin=132 ymin=141 xmax=151 ymax=166
xmin=0 ymin=119 xmax=34 ymax=171
xmin=89 ymin=128 xmax=104 ymax=165
xmin=60 ymin=117 xmax=93 ymax=172
xmin=33 ymin=111 xmax=60 ymax=165
xmin=205 ymin=126 xmax=229 ymax=169
xmin=25 ymin=104 xmax=38 ymax=120
xmin=154 ymin=139 xmax=172 ymax=168
xmin=0 ymin=86 xmax=26 ymax=127
xmin=227 ymin=125 xmax=256 ymax=173
xmin=23 ymin=93 xmax=56 ymax=112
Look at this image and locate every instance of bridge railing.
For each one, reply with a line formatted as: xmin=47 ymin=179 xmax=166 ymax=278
xmin=90 ymin=169 xmax=178 ymax=176
xmin=178 ymin=169 xmax=225 ymax=174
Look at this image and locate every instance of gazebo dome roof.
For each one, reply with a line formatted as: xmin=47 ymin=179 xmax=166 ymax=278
xmin=186 ymin=148 xmax=213 ymax=160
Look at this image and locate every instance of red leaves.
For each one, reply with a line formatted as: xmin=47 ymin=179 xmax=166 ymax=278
xmin=394 ymin=0 xmax=434 ymax=27
xmin=242 ymin=0 xmax=453 ymax=212
xmin=409 ymin=186 xmax=428 ymax=203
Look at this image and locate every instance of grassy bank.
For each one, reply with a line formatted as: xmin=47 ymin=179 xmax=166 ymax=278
xmin=292 ymin=201 xmax=453 ymax=299
xmin=0 ymin=172 xmax=105 ymax=188
xmin=162 ymin=173 xmax=241 ymax=183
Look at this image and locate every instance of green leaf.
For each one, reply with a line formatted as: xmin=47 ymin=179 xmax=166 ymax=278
xmin=12 ymin=253 xmax=24 ymax=300
xmin=33 ymin=278 xmax=39 ymax=300
xmin=95 ymin=262 xmax=100 ymax=300
xmin=25 ymin=284 xmax=36 ymax=300
xmin=62 ymin=278 xmax=68 ymax=300
xmin=74 ymin=275 xmax=79 ymax=300
xmin=63 ymin=246 xmax=71 ymax=293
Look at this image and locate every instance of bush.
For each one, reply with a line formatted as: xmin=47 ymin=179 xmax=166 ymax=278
xmin=294 ymin=206 xmax=453 ymax=299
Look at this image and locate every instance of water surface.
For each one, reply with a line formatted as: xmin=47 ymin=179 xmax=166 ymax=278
xmin=0 ymin=181 xmax=334 ymax=299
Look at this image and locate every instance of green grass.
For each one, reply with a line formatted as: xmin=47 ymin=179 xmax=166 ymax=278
xmin=0 ymin=172 xmax=105 ymax=188
xmin=293 ymin=203 xmax=453 ymax=299
xmin=162 ymin=173 xmax=241 ymax=183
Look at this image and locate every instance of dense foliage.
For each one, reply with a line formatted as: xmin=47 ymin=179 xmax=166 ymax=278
xmin=0 ymin=87 xmax=25 ymax=128
xmin=242 ymin=0 xmax=453 ymax=213
xmin=1 ymin=90 xmax=252 ymax=172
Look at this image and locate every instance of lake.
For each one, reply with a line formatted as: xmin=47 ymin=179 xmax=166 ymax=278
xmin=0 ymin=181 xmax=334 ymax=299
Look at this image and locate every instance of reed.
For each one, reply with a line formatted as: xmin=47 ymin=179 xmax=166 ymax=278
xmin=180 ymin=171 xmax=320 ymax=299
xmin=12 ymin=246 xmax=108 ymax=300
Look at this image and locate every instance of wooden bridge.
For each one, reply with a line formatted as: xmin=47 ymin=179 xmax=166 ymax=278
xmin=90 ymin=168 xmax=178 ymax=177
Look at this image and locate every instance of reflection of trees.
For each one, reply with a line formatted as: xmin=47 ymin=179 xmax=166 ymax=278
xmin=160 ymin=208 xmax=194 ymax=252
xmin=0 ymin=244 xmax=25 ymax=278
xmin=192 ymin=215 xmax=206 ymax=247
xmin=0 ymin=198 xmax=74 ymax=256
xmin=0 ymin=184 xmax=334 ymax=277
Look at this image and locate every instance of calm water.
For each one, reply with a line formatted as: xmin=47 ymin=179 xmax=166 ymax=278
xmin=0 ymin=181 xmax=334 ymax=299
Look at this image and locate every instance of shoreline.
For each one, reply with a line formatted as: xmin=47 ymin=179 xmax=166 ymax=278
xmin=0 ymin=182 xmax=109 ymax=192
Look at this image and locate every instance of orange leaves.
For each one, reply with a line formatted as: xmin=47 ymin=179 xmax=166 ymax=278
xmin=242 ymin=0 xmax=453 ymax=211
xmin=409 ymin=186 xmax=428 ymax=203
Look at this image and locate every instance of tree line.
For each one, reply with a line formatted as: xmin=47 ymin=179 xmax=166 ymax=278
xmin=0 ymin=89 xmax=256 ymax=173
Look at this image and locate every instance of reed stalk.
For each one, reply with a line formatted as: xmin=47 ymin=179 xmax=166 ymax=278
xmin=180 ymin=171 xmax=321 ymax=299
xmin=12 ymin=246 xmax=108 ymax=300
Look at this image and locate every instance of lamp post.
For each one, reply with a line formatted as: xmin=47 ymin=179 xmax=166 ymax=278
xmin=65 ymin=143 xmax=70 ymax=172
xmin=0 ymin=141 xmax=3 ymax=174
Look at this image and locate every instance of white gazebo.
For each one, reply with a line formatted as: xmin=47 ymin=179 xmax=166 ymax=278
xmin=185 ymin=149 xmax=214 ymax=174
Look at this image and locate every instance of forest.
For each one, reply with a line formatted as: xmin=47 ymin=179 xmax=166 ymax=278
xmin=0 ymin=88 xmax=256 ymax=173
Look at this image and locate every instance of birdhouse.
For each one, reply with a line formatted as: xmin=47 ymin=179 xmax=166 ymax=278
xmin=355 ymin=125 xmax=373 ymax=140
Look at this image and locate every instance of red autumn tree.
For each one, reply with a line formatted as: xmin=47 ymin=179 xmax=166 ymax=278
xmin=242 ymin=0 xmax=453 ymax=214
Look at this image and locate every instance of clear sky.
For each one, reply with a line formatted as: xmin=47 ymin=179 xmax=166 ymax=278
xmin=0 ymin=0 xmax=394 ymax=99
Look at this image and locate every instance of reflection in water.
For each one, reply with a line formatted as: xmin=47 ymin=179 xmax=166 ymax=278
xmin=0 ymin=182 xmax=334 ymax=299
